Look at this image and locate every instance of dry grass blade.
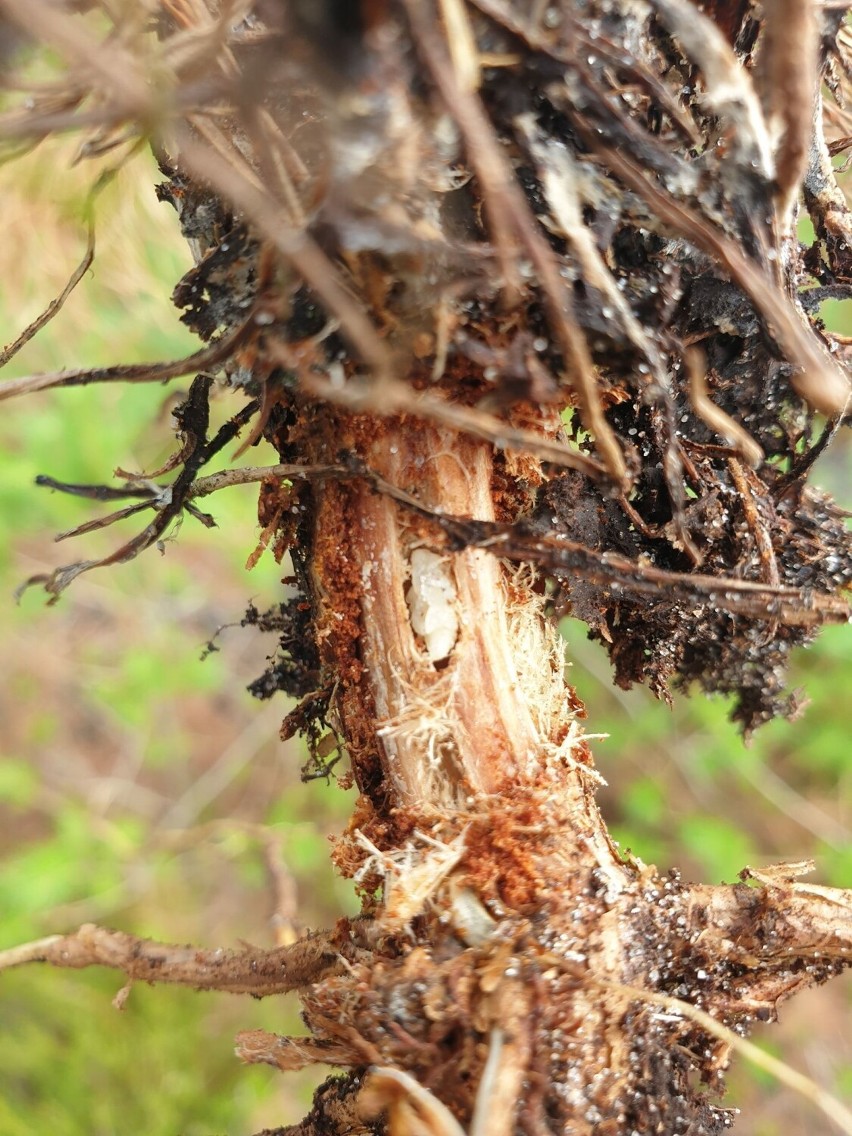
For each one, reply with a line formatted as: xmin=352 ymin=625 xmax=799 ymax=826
xmin=648 ymin=0 xmax=774 ymax=180
xmin=589 ymin=137 xmax=851 ymax=416
xmin=402 ymin=0 xmax=522 ymax=304
xmin=0 ymin=218 xmax=93 ymax=367
xmin=402 ymin=0 xmax=626 ymax=482
xmin=0 ymin=0 xmax=152 ymax=119
xmin=518 ymin=117 xmax=666 ymax=380
xmin=174 ymin=132 xmax=395 ymax=384
xmin=438 ymin=0 xmax=480 ymax=92
xmin=0 ymin=149 xmax=136 ymax=367
xmin=610 ymin=982 xmax=852 ymax=1136
xmin=762 ymin=0 xmax=820 ymax=226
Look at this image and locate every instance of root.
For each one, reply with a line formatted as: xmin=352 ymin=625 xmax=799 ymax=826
xmin=0 ymin=923 xmax=346 ymax=996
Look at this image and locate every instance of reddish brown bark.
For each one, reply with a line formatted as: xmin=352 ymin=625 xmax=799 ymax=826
xmin=1 ymin=2 xmax=851 ymax=1134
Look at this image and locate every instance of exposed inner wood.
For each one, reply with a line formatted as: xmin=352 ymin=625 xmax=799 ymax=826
xmin=2 ymin=2 xmax=852 ymax=1133
xmin=296 ymin=410 xmax=852 ymax=1135
xmin=356 ymin=421 xmax=565 ymax=801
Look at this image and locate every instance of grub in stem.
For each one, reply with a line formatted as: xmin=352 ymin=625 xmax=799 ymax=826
xmin=0 ymin=1 xmax=850 ymax=1134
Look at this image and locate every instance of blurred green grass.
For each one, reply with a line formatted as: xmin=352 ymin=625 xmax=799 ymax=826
xmin=0 ymin=138 xmax=849 ymax=1134
xmin=0 ymin=140 xmax=356 ymax=1135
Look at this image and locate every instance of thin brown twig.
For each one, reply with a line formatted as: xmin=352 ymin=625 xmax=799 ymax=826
xmin=158 ymin=446 xmax=851 ymax=633
xmin=686 ymin=348 xmax=764 ymax=468
xmin=185 ymin=112 xmax=266 ymax=194
xmin=401 ymin=0 xmax=626 ymax=483
xmin=187 ymin=462 xmax=348 ymax=498
xmin=303 ymin=374 xmax=609 ymax=479
xmin=353 ymin=465 xmax=852 ymax=628
xmin=235 ymin=1029 xmax=360 ymax=1072
xmin=173 ymin=131 xmax=395 ymax=383
xmin=0 ymin=143 xmax=141 ymax=369
xmin=0 ymin=318 xmax=255 ymax=401
xmin=584 ymin=135 xmax=851 ymax=416
xmin=0 ymin=922 xmax=344 ymax=996
xmin=0 ymin=219 xmax=94 ymax=368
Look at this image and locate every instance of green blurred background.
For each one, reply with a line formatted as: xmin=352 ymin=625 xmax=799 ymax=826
xmin=0 ymin=140 xmax=849 ymax=1136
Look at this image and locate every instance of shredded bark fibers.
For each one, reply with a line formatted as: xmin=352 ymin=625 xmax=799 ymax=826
xmin=7 ymin=0 xmax=847 ymax=731
xmin=3 ymin=3 xmax=852 ymax=1136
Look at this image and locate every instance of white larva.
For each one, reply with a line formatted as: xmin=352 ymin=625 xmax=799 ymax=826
xmin=407 ymin=548 xmax=459 ymax=662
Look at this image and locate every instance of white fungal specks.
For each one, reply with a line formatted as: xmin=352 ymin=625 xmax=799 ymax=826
xmin=407 ymin=549 xmax=459 ymax=662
